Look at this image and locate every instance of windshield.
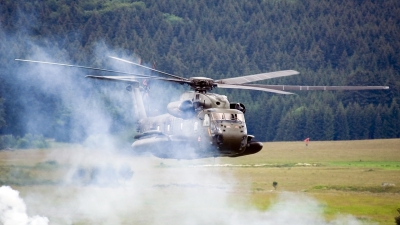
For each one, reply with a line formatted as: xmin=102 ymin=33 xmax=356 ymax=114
xmin=211 ymin=113 xmax=245 ymax=122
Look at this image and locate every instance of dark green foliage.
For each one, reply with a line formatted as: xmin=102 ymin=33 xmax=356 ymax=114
xmin=373 ymin=113 xmax=384 ymax=139
xmin=0 ymin=98 xmax=5 ymax=129
xmin=70 ymin=164 xmax=133 ymax=185
xmin=0 ymin=134 xmax=49 ymax=149
xmin=323 ymin=106 xmax=335 ymax=140
xmin=346 ymin=103 xmax=367 ymax=140
xmin=311 ymin=185 xmax=400 ymax=193
xmin=0 ymin=0 xmax=399 ymax=142
xmin=0 ymin=163 xmax=59 ymax=186
xmin=396 ymin=208 xmax=400 ymax=225
xmin=34 ymin=160 xmax=59 ymax=170
xmin=0 ymin=166 xmax=34 ymax=186
xmin=334 ymin=102 xmax=349 ymax=140
xmin=16 ymin=137 xmax=30 ymax=149
xmin=0 ymin=135 xmax=16 ymax=149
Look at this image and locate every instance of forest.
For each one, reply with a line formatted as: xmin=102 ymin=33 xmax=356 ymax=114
xmin=0 ymin=0 xmax=399 ymax=146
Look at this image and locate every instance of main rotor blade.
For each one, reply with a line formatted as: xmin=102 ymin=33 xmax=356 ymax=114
xmin=15 ymin=59 xmax=151 ymax=77
xmin=86 ymin=75 xmax=141 ymax=86
xmin=244 ymin=84 xmax=390 ymax=91
xmin=108 ymin=56 xmax=186 ymax=81
xmin=86 ymin=75 xmax=191 ymax=85
xmin=216 ymin=70 xmax=299 ymax=84
xmin=217 ymin=84 xmax=294 ymax=95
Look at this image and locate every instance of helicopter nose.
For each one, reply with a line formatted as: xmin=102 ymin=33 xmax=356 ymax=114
xmin=218 ymin=123 xmax=247 ymax=152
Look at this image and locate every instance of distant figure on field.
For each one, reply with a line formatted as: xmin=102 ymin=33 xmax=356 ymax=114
xmin=304 ymin=137 xmax=310 ymax=146
xmin=272 ymin=181 xmax=278 ymax=190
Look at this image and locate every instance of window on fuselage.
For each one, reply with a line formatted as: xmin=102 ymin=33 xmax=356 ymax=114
xmin=203 ymin=114 xmax=210 ymax=126
xmin=212 ymin=113 xmax=225 ymax=120
xmin=236 ymin=113 xmax=245 ymax=122
xmin=211 ymin=113 xmax=244 ymax=122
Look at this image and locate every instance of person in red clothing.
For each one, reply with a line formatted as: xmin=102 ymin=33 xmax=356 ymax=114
xmin=304 ymin=137 xmax=310 ymax=146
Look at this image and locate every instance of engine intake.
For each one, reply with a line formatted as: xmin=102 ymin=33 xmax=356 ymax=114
xmin=230 ymin=103 xmax=246 ymax=114
xmin=167 ymin=100 xmax=196 ymax=119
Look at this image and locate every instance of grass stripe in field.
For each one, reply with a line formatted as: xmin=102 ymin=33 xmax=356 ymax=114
xmin=328 ymin=161 xmax=400 ymax=170
xmin=311 ymin=185 xmax=400 ymax=193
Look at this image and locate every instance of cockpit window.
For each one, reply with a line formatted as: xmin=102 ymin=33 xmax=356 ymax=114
xmin=212 ymin=113 xmax=224 ymax=120
xmin=212 ymin=113 xmax=245 ymax=122
xmin=238 ymin=114 xmax=245 ymax=122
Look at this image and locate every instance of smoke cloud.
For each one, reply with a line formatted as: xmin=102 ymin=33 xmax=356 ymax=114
xmin=1 ymin=14 xmax=371 ymax=225
xmin=0 ymin=186 xmax=48 ymax=225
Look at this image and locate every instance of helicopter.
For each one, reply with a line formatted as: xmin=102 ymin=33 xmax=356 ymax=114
xmin=15 ymin=57 xmax=389 ymax=159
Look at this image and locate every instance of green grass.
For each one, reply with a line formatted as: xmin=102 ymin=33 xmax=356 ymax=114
xmin=311 ymin=185 xmax=400 ymax=193
xmin=0 ymin=139 xmax=399 ymax=224
xmin=328 ymin=161 xmax=400 ymax=170
xmin=315 ymin=193 xmax=400 ymax=224
xmin=0 ymin=160 xmax=63 ymax=186
xmin=219 ymin=139 xmax=400 ymax=224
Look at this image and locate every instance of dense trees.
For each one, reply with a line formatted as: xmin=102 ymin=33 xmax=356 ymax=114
xmin=0 ymin=98 xmax=5 ymax=130
xmin=0 ymin=0 xmax=399 ymax=142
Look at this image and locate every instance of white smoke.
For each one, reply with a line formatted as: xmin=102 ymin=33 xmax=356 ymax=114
xmin=247 ymin=192 xmax=366 ymax=225
xmin=7 ymin=45 xmax=371 ymax=225
xmin=0 ymin=186 xmax=49 ymax=225
xmin=16 ymin=152 xmax=370 ymax=225
xmin=1 ymin=17 xmax=372 ymax=225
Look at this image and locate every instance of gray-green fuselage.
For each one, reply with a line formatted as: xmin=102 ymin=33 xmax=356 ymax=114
xmin=132 ymin=91 xmax=263 ymax=159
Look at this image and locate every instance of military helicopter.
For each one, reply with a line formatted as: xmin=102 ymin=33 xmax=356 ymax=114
xmin=15 ymin=57 xmax=389 ymax=159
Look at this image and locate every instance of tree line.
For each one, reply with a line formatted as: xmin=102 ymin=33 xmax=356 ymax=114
xmin=0 ymin=0 xmax=399 ymax=144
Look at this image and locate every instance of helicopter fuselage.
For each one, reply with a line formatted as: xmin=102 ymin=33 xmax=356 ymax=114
xmin=132 ymin=91 xmax=263 ymax=159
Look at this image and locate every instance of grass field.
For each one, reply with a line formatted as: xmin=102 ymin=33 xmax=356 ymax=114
xmin=219 ymin=139 xmax=400 ymax=224
xmin=0 ymin=139 xmax=399 ymax=224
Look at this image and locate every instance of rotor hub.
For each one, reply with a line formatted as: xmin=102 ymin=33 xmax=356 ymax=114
xmin=189 ymin=77 xmax=216 ymax=92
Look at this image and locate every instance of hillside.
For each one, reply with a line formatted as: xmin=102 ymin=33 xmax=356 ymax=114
xmin=0 ymin=0 xmax=399 ymax=142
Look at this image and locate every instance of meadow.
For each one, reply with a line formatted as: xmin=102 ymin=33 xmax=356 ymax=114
xmin=220 ymin=139 xmax=400 ymax=224
xmin=0 ymin=139 xmax=399 ymax=224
